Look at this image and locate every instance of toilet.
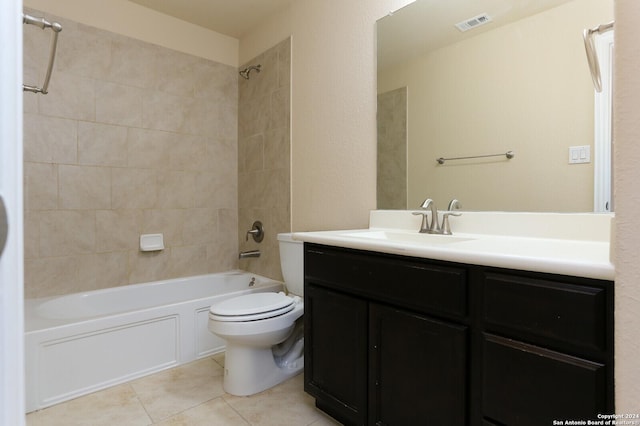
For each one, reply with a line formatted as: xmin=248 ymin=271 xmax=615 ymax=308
xmin=208 ymin=233 xmax=304 ymax=396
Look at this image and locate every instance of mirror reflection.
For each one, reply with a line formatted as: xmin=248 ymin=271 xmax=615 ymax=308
xmin=377 ymin=0 xmax=613 ymax=212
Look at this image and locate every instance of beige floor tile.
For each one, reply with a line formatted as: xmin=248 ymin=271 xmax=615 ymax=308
xmin=130 ymin=357 xmax=225 ymax=423
xmin=155 ymin=397 xmax=249 ymax=426
xmin=223 ymin=374 xmax=322 ymax=426
xmin=309 ymin=411 xmax=343 ymax=426
xmin=211 ymin=352 xmax=225 ymax=368
xmin=26 ymin=384 xmax=151 ymax=426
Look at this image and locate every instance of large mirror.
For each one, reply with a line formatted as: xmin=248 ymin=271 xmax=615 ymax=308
xmin=377 ymin=0 xmax=614 ymax=212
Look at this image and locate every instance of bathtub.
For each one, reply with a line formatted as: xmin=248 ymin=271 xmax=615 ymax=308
xmin=24 ymin=271 xmax=283 ymax=412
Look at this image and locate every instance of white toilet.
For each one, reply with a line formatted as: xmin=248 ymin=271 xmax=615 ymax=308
xmin=208 ymin=233 xmax=304 ymax=396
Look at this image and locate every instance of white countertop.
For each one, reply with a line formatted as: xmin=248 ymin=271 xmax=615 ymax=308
xmin=293 ymin=211 xmax=615 ymax=281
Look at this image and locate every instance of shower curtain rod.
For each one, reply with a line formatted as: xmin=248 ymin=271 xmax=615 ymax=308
xmin=583 ymin=21 xmax=614 ymax=93
xmin=22 ymin=13 xmax=62 ymax=95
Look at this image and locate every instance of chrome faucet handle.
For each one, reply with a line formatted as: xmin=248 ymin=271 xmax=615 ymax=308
xmin=441 ymin=211 xmax=462 ymax=235
xmin=447 ymin=199 xmax=462 ymax=211
xmin=246 ymin=221 xmax=264 ymax=242
xmin=412 ymin=211 xmax=430 ymax=233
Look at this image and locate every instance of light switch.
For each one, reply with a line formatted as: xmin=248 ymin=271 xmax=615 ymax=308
xmin=568 ymin=146 xmax=591 ymax=164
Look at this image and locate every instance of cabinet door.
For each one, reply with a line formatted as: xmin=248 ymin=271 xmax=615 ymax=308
xmin=482 ymin=334 xmax=607 ymax=426
xmin=305 ymin=284 xmax=368 ymax=425
xmin=369 ymin=304 xmax=468 ymax=425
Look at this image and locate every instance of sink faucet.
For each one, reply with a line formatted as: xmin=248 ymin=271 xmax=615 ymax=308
xmin=412 ymin=198 xmax=462 ymax=234
xmin=442 ymin=199 xmax=462 ymax=235
xmin=412 ymin=198 xmax=440 ymax=234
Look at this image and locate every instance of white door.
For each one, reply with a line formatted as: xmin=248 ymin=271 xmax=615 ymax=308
xmin=0 ymin=0 xmax=26 ymax=424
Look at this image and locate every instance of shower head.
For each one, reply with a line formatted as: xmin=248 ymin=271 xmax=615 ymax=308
xmin=239 ymin=64 xmax=261 ymax=80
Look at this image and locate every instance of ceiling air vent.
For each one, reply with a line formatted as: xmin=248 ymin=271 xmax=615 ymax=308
xmin=455 ymin=13 xmax=493 ymax=32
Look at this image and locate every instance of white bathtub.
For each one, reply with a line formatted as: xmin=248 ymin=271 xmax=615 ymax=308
xmin=24 ymin=271 xmax=283 ymax=412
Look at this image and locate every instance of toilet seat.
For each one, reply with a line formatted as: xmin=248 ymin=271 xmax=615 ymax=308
xmin=209 ymin=292 xmax=295 ymax=322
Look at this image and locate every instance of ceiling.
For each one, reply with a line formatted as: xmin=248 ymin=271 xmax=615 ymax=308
xmin=128 ymin=0 xmax=293 ymax=39
xmin=377 ymin=0 xmax=574 ymax=71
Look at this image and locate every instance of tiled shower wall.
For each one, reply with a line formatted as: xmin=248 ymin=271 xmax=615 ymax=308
xmin=377 ymin=87 xmax=407 ymax=210
xmin=23 ymin=9 xmax=239 ymax=298
xmin=237 ymin=39 xmax=291 ymax=282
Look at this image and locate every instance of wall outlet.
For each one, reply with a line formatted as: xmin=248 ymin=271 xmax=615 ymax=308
xmin=568 ymin=145 xmax=591 ymax=164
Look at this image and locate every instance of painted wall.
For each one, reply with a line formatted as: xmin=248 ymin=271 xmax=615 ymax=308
xmin=612 ymin=0 xmax=640 ymax=412
xmin=378 ymin=0 xmax=612 ymax=212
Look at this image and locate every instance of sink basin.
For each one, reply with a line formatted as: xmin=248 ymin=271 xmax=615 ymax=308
xmin=342 ymin=230 xmax=474 ymax=245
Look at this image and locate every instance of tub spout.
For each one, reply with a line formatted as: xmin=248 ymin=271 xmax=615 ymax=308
xmin=239 ymin=250 xmax=260 ymax=259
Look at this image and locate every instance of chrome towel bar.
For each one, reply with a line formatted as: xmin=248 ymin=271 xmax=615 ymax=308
xmin=436 ymin=151 xmax=514 ymax=165
xmin=23 ymin=13 xmax=62 ymax=95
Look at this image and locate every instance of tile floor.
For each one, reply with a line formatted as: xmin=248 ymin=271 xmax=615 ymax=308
xmin=26 ymin=353 xmax=341 ymax=426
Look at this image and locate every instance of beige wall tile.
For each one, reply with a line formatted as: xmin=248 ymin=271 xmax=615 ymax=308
xmin=182 ymin=208 xmax=217 ymax=246
xmin=24 ymin=11 xmax=244 ymax=297
xmin=126 ymin=128 xmax=172 ymax=169
xmin=270 ymin=87 xmax=290 ymax=131
xmin=76 ymin=252 xmax=129 ymax=291
xmin=78 ymin=121 xmax=128 ymax=167
xmin=264 ymin=127 xmax=290 ymax=171
xmin=39 ymin=210 xmax=96 ymax=256
xmin=24 ymin=162 xmax=57 ymax=210
xmin=168 ymin=245 xmax=208 ymax=278
xmin=111 ymin=168 xmax=157 ymax=209
xmin=24 ymin=211 xmax=40 ymax=260
xmin=95 ymin=82 xmax=143 ymax=127
xmin=58 ymin=165 xmax=111 ymax=209
xmin=194 ymin=60 xmax=238 ymax=101
xmin=169 ymin=134 xmax=208 ymax=171
xmin=96 ymin=210 xmax=143 ymax=252
xmin=237 ymin=39 xmax=292 ymax=281
xmin=141 ymin=209 xmax=186 ymax=247
xmin=142 ymin=91 xmax=190 ymax=133
xmin=55 ymin=22 xmax=111 ymax=81
xmin=24 ymin=256 xmax=79 ymax=298
xmin=108 ymin=36 xmax=157 ymax=89
xmin=128 ymin=249 xmax=171 ymax=284
xmin=23 ymin=114 xmax=77 ymax=164
xmin=156 ymin=171 xmax=196 ymax=209
xmin=38 ymin=72 xmax=96 ymax=121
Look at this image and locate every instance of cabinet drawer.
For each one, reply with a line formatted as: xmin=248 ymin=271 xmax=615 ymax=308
xmin=483 ymin=334 xmax=607 ymax=426
xmin=305 ymin=244 xmax=467 ymax=318
xmin=483 ymin=272 xmax=607 ymax=352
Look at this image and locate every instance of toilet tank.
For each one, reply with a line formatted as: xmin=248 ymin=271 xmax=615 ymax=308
xmin=277 ymin=233 xmax=304 ymax=296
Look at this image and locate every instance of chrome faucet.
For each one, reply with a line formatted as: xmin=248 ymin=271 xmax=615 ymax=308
xmin=412 ymin=198 xmax=462 ymax=235
xmin=412 ymin=198 xmax=440 ymax=234
xmin=442 ymin=199 xmax=462 ymax=235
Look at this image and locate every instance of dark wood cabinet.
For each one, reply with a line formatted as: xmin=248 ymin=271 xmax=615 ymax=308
xmin=369 ymin=304 xmax=467 ymax=425
xmin=304 ymin=284 xmax=368 ymax=425
xmin=482 ymin=334 xmax=607 ymax=426
xmin=303 ymin=243 xmax=614 ymax=426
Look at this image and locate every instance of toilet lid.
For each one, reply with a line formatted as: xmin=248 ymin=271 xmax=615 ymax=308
xmin=209 ymin=292 xmax=294 ymax=321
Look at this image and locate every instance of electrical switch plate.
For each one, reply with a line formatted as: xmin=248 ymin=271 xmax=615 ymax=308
xmin=568 ymin=145 xmax=591 ymax=164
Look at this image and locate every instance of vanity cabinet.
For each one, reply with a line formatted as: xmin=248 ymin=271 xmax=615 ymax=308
xmin=304 ymin=244 xmax=469 ymax=425
xmin=480 ymin=271 xmax=612 ymax=426
xmin=303 ymin=243 xmax=614 ymax=426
